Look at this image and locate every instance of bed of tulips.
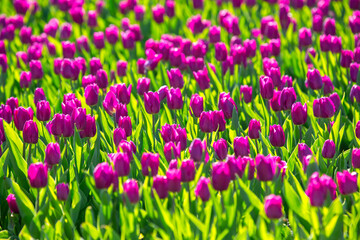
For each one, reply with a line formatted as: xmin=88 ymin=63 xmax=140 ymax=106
xmin=1 ymin=0 xmax=360 ymax=239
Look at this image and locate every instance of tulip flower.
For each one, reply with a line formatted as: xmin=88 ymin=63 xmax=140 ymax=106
xmin=313 ymin=97 xmax=335 ymax=119
xmin=234 ymin=136 xmax=250 ymax=157
xmin=213 ymin=138 xmax=228 ymax=160
xmin=269 ymin=125 xmax=285 ymax=147
xmin=123 ymin=179 xmax=140 ymax=203
xmin=218 ymin=92 xmax=237 ymax=119
xmin=141 ymin=153 xmax=159 ymax=176
xmin=305 ymin=172 xmax=336 ymax=207
xmin=113 ymin=128 xmax=127 ymax=147
xmin=28 ymin=162 xmax=48 ymax=188
xmin=79 ymin=115 xmax=96 ymax=139
xmin=164 ymin=142 xmax=181 ymax=162
xmin=212 ymin=162 xmax=231 ymax=191
xmin=291 ymin=102 xmax=307 ymax=125
xmin=260 ymin=76 xmax=274 ymax=100
xmin=194 ymin=177 xmax=210 ymax=202
xmin=322 ymin=139 xmax=335 ymax=159
xmin=264 ymin=194 xmax=283 ymax=219
xmin=56 ymin=183 xmax=69 ymax=201
xmin=180 ymin=159 xmax=195 ymax=182
xmin=189 ymin=94 xmax=203 ymax=118
xmin=352 ymin=148 xmax=360 ymax=168
xmin=137 ymin=77 xmax=150 ymax=95
xmin=14 ymin=107 xmax=33 ymax=131
xmin=6 ymin=194 xmax=19 ymax=214
xmin=240 ymin=85 xmax=252 ymax=103
xmin=36 ymin=100 xmax=51 ymax=122
xmin=85 ymin=84 xmax=99 ymax=107
xmin=93 ymin=162 xmax=114 ymax=189
xmin=118 ymin=116 xmax=132 ymax=137
xmin=152 ymin=176 xmax=168 ymax=199
xmin=336 ymin=170 xmax=358 ymax=195
xmin=256 ymin=154 xmax=276 ymax=181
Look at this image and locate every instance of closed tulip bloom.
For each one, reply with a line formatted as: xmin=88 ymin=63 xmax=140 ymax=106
xmin=264 ymin=194 xmax=283 ymax=219
xmin=153 ymin=176 xmax=168 ymax=199
xmin=279 ymin=87 xmax=297 ymax=111
xmin=189 ymin=138 xmax=208 ymax=162
xmin=93 ymin=162 xmax=114 ymax=189
xmin=215 ymin=42 xmax=228 ymax=62
xmin=165 ymin=1 xmax=175 ymax=18
xmin=306 ymin=69 xmax=323 ymax=90
xmin=167 ymin=69 xmax=184 ymax=89
xmin=212 ymin=162 xmax=231 ymax=191
xmin=89 ymin=58 xmax=102 ymax=75
xmin=14 ymin=107 xmax=33 ymax=131
xmin=199 ymin=111 xmax=213 ymax=133
xmin=93 ymin=32 xmax=105 ymax=49
xmin=144 ymin=92 xmax=160 ymax=114
xmin=114 ymin=128 xmax=127 ymax=147
xmin=112 ymin=152 xmax=130 ymax=177
xmin=56 ymin=183 xmax=69 ymax=201
xmin=212 ymin=110 xmax=226 ymax=132
xmin=167 ymin=88 xmax=183 ymax=110
xmin=79 ymin=115 xmax=96 ymax=138
xmin=270 ymin=90 xmax=281 ymax=112
xmin=118 ymin=116 xmax=132 ymax=137
xmin=29 ymin=60 xmax=43 ymax=80
xmin=62 ymin=115 xmax=74 ymax=138
xmin=105 ymin=25 xmax=119 ymax=45
xmin=248 ymin=119 xmax=261 ymax=139
xmin=85 ymin=84 xmax=99 ymax=107
xmin=194 ymin=177 xmax=210 ymax=201
xmin=96 ymin=69 xmax=108 ymax=89
xmin=134 ymin=5 xmax=145 ymax=21
xmin=351 ymin=63 xmax=360 ymax=83
xmin=69 ymin=6 xmax=84 ymax=24
xmin=255 ymin=154 xmax=276 ymax=181
xmin=6 ymin=194 xmax=19 ymax=214
xmin=322 ymin=139 xmax=335 ymax=159
xmin=112 ymin=83 xmax=132 ymax=104
xmin=320 ymin=35 xmax=331 ymax=52
xmin=234 ymin=136 xmax=250 ymax=157
xmin=313 ymin=97 xmax=335 ymax=118
xmin=36 ymin=100 xmax=51 ymax=122
xmin=312 ymin=14 xmax=323 ymax=33
xmin=61 ymin=59 xmax=74 ymax=79
xmin=337 ymin=171 xmax=358 ymax=195
xmin=298 ymin=27 xmax=312 ymax=49
xmin=87 ymin=10 xmax=97 ymax=28
xmin=322 ymin=76 xmax=334 ymax=95
xmin=260 ymin=76 xmax=274 ymax=100
xmin=62 ymin=41 xmax=75 ymax=58
xmin=240 ymin=85 xmax=252 ymax=103
xmin=28 ymin=162 xmax=48 ymax=188
xmin=213 ymin=138 xmax=228 ymax=160
xmin=298 ymin=143 xmax=312 ymax=170
xmin=340 ymin=50 xmax=354 ymax=68
xmin=209 ymin=26 xmax=221 ymax=43
xmin=23 ymin=120 xmax=38 ymax=144
xmin=352 ymin=148 xmax=360 ymax=168
xmin=116 ymin=60 xmax=127 ymax=77
xmin=20 ymin=71 xmax=32 ymax=88
xmin=152 ymin=5 xmax=165 ymax=24
xmin=6 ymin=97 xmax=18 ymax=114
xmin=193 ymin=68 xmax=210 ymax=90
xmin=305 ymin=172 xmax=337 ymax=207
xmin=351 ymin=85 xmax=360 ymax=103
xmin=141 ymin=153 xmax=159 ymax=176
xmin=50 ymin=114 xmax=64 ymax=136
xmin=59 ymin=23 xmax=72 ymax=40
xmin=180 ymin=159 xmax=195 ymax=182
xmin=0 ymin=104 xmax=12 ymax=124
xmin=122 ymin=179 xmax=139 ymax=203
xmin=218 ymin=92 xmax=237 ymax=119
xmin=103 ymin=91 xmax=119 ymax=115
xmin=269 ymin=125 xmax=285 ymax=147
xmin=44 ymin=142 xmax=61 ymax=166
xmin=291 ymin=102 xmax=307 ymax=125
xmin=190 ymin=94 xmax=203 ymax=117
xmin=330 ymin=36 xmax=342 ymax=54
xmin=324 ymin=18 xmax=336 ymax=35
xmin=137 ymin=77 xmax=150 ymax=95
xmin=164 ymin=142 xmax=181 ymax=162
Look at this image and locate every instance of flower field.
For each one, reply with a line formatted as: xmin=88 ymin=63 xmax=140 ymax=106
xmin=1 ymin=0 xmax=360 ymax=238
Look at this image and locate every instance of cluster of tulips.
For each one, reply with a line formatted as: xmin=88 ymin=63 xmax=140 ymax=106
xmin=1 ymin=0 xmax=360 ymax=238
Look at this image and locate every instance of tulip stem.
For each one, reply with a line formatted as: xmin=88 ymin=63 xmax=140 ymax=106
xmin=36 ymin=189 xmax=40 ymax=213
xmin=220 ymin=191 xmax=225 ymax=211
xmin=23 ymin=143 xmax=26 ymax=160
xmin=299 ymin=125 xmax=302 ymax=142
xmin=152 ymin=114 xmax=156 ymax=151
xmin=173 ymin=111 xmax=177 ymax=124
xmin=187 ymin=183 xmax=191 ymax=212
xmin=277 ymin=112 xmax=281 ymax=126
xmin=255 ymin=140 xmax=259 ymax=154
xmin=27 ymin=144 xmax=32 ymax=165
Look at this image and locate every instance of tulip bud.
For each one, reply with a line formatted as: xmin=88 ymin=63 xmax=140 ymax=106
xmin=116 ymin=60 xmax=127 ymax=77
xmin=193 ymin=68 xmax=210 ymax=90
xmin=28 ymin=162 xmax=48 ymax=188
xmin=298 ymin=27 xmax=312 ymax=49
xmin=62 ymin=115 xmax=74 ymax=138
xmin=322 ymin=76 xmax=334 ymax=95
xmin=306 ymin=68 xmax=323 ymax=90
xmin=167 ymin=88 xmax=183 ymax=110
xmin=137 ymin=77 xmax=150 ymax=95
xmin=189 ymin=94 xmax=203 ymax=118
xmin=62 ymin=41 xmax=75 ymax=58
xmin=112 ymin=152 xmax=130 ymax=177
xmin=298 ymin=143 xmax=312 ymax=170
xmin=114 ymin=128 xmax=127 ymax=147
xmin=122 ymin=179 xmax=139 ymax=203
xmin=144 ymin=92 xmax=160 ymax=114
xmin=103 ymin=91 xmax=119 ymax=115
xmin=291 ymin=102 xmax=307 ymax=125
xmin=212 ymin=162 xmax=231 ymax=191
xmin=0 ymin=104 xmax=12 ymax=124
xmin=29 ymin=60 xmax=43 ymax=80
xmin=134 ymin=5 xmax=145 ymax=21
xmin=141 ymin=153 xmax=159 ymax=176
xmin=264 ymin=194 xmax=283 ymax=219
xmin=118 ymin=116 xmax=132 ymax=137
xmin=6 ymin=194 xmax=19 ymax=214
xmin=248 ymin=119 xmax=261 ymax=139
xmin=93 ymin=32 xmax=105 ymax=49
xmin=105 ymin=25 xmax=119 ymax=45
xmin=93 ymin=162 xmax=114 ymax=189
xmin=256 ymin=154 xmax=276 ymax=181
xmin=164 ymin=142 xmax=181 ymax=162
xmin=14 ymin=107 xmax=33 ymax=131
xmin=56 ymin=183 xmax=69 ymax=201
xmin=320 ymin=34 xmax=331 ymax=52
xmin=199 ymin=111 xmax=213 ymax=133
xmin=87 ymin=10 xmax=97 ymax=28
xmin=194 ymin=177 xmax=210 ymax=201
xmin=79 ymin=115 xmax=96 ymax=138
xmin=213 ymin=110 xmax=226 ymax=132
xmin=340 ymin=50 xmax=354 ymax=68
xmin=84 ymin=83 xmax=99 ymax=107
xmin=322 ymin=139 xmax=335 ymax=159
xmin=233 ymin=136 xmax=250 ymax=157
xmin=215 ymin=42 xmax=228 ymax=62
xmin=213 ymin=138 xmax=228 ymax=160
xmin=209 ymin=26 xmax=221 ymax=43
xmin=324 ymin=18 xmax=336 ymax=35
xmin=330 ymin=36 xmax=342 ymax=54
xmin=36 ymin=100 xmax=51 ymax=122
xmin=96 ymin=69 xmax=108 ymax=89
xmin=337 ymin=170 xmax=358 ymax=195
xmin=351 ymin=62 xmax=359 ymax=83
xmin=269 ymin=125 xmax=285 ymax=147
xmin=240 ymin=85 xmax=252 ymax=103
xmin=189 ymin=138 xmax=208 ymax=162
xmin=313 ymin=15 xmax=323 ymax=33
xmin=167 ymin=68 xmax=184 ymax=89
xmin=260 ymin=76 xmax=274 ymax=100
xmin=305 ymin=172 xmax=337 ymax=207
xmin=20 ymin=71 xmax=32 ymax=88
xmin=152 ymin=176 xmax=168 ymax=199
xmin=313 ymin=97 xmax=335 ymax=118
xmin=218 ymin=92 xmax=237 ymax=119
xmin=89 ymin=58 xmax=103 ymax=75
xmin=44 ymin=142 xmax=61 ymax=166
xmin=352 ymin=148 xmax=360 ymax=168
xmin=279 ymin=87 xmax=296 ymax=111
xmin=164 ymin=169 xmax=181 ymax=192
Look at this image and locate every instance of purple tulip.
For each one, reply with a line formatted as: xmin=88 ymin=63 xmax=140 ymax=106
xmin=79 ymin=115 xmax=96 ymax=138
xmin=291 ymin=102 xmax=307 ymax=125
xmin=167 ymin=69 xmax=184 ymax=89
xmin=116 ymin=60 xmax=127 ymax=77
xmin=180 ymin=159 xmax=195 ymax=182
xmin=44 ymin=142 xmax=61 ymax=166
xmin=6 ymin=194 xmax=19 ymax=214
xmin=212 ymin=162 xmax=231 ymax=191
xmin=337 ymin=170 xmax=358 ymax=195
xmin=234 ymin=136 xmax=250 ymax=157
xmin=85 ymin=84 xmax=99 ymax=107
xmin=279 ymin=87 xmax=296 ymax=111
xmin=29 ymin=60 xmax=43 ymax=80
xmin=144 ymin=92 xmax=160 ymax=114
xmin=189 ymin=94 xmax=203 ymax=118
xmin=340 ymin=50 xmax=354 ymax=68
xmin=193 ymin=68 xmax=210 ymax=90
xmin=256 ymin=154 xmax=276 ymax=181
xmin=264 ymin=194 xmax=283 ymax=219
xmin=167 ymin=88 xmax=183 ymax=110
xmin=20 ymin=71 xmax=32 ymax=88
xmin=260 ymin=76 xmax=274 ymax=100
xmin=194 ymin=177 xmax=210 ymax=201
xmin=269 ymin=125 xmax=285 ymax=147
xmin=28 ymin=162 xmax=48 ymax=188
xmin=36 ymin=100 xmax=51 ymax=122
xmin=123 ymin=179 xmax=140 ymax=203
xmin=248 ymin=119 xmax=261 ymax=139
xmin=218 ymin=92 xmax=237 ymax=119
xmin=322 ymin=139 xmax=335 ymax=159
xmin=56 ymin=183 xmax=69 ymax=201
xmin=87 ymin=10 xmax=97 ymax=28
xmin=152 ymin=176 xmax=168 ymax=199
xmin=305 ymin=172 xmax=336 ymax=207
xmin=313 ymin=97 xmax=335 ymax=119
xmin=93 ymin=162 xmax=114 ymax=189
xmin=213 ymin=138 xmax=228 ymax=160
xmin=14 ymin=107 xmax=33 ymax=131
xmin=137 ymin=77 xmax=150 ymax=95
xmin=105 ymin=25 xmax=119 ymax=45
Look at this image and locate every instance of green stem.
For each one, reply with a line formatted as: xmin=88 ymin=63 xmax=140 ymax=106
xmin=36 ymin=189 xmax=40 ymax=212
xmin=299 ymin=125 xmax=302 ymax=142
xmin=187 ymin=183 xmax=191 ymax=212
xmin=23 ymin=142 xmax=26 ymax=160
xmin=153 ymin=114 xmax=156 ymax=151
xmin=27 ymin=144 xmax=32 ymax=165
